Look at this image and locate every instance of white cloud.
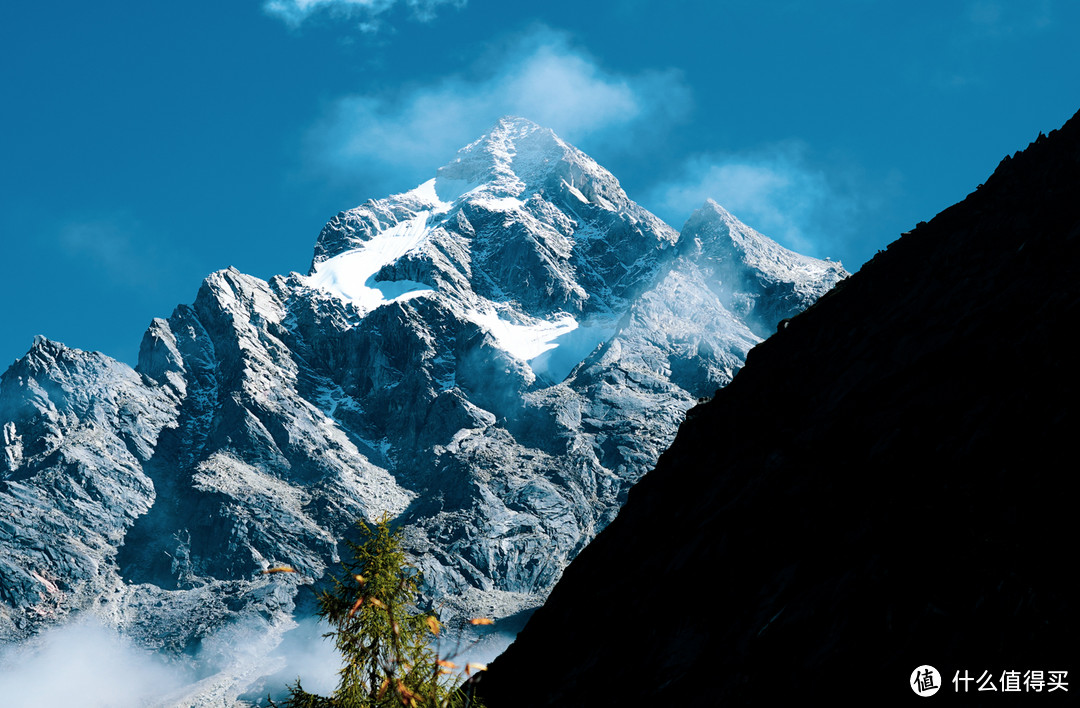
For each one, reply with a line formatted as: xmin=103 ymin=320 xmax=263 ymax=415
xmin=647 ymin=144 xmax=860 ymax=261
xmin=258 ymin=616 xmax=343 ymax=700
xmin=264 ymin=0 xmax=464 ymax=28
xmin=0 ymin=614 xmax=342 ymax=706
xmin=0 ymin=619 xmax=189 ymax=708
xmin=306 ymin=28 xmax=690 ymax=193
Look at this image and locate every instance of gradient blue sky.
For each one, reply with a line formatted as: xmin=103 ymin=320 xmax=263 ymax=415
xmin=2 ymin=0 xmax=1077 ymax=367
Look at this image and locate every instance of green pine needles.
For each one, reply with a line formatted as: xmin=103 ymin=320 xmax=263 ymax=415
xmin=274 ymin=514 xmax=484 ymax=708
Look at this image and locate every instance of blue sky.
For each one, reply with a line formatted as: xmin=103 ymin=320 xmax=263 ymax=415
xmin=2 ymin=0 xmax=1077 ymax=368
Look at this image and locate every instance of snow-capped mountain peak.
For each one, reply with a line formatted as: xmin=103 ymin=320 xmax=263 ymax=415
xmin=304 ymin=119 xmax=689 ymax=386
xmin=679 ymin=199 xmax=847 ymax=337
xmin=684 ymin=198 xmax=845 ymax=276
xmin=433 ymin=116 xmax=625 ymax=208
xmin=434 ymin=116 xmax=561 ymax=198
xmin=1 ymin=117 xmax=847 ymax=706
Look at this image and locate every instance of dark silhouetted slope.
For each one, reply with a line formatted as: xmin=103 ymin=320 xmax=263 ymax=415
xmin=479 ymin=110 xmax=1080 ymax=705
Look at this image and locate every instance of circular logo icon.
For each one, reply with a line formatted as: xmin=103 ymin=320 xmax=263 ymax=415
xmin=911 ymin=665 xmax=942 ymax=697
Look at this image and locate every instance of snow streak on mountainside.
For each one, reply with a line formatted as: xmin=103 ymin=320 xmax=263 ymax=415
xmin=0 ymin=117 xmax=846 ymax=704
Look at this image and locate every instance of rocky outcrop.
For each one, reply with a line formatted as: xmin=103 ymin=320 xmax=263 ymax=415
xmin=0 ymin=117 xmax=845 ymax=703
xmin=0 ymin=338 xmax=177 ymax=636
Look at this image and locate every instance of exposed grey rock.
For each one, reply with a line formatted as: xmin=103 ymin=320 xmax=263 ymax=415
xmin=0 ymin=337 xmax=178 ymax=639
xmin=0 ymin=117 xmax=845 ymax=704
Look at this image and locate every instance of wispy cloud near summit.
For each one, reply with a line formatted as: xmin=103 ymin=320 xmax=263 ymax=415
xmin=647 ymin=144 xmax=866 ymax=262
xmin=306 ymin=27 xmax=690 ymax=194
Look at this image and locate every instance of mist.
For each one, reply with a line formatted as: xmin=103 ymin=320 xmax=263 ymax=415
xmin=0 ymin=606 xmax=527 ymax=707
xmin=241 ymin=615 xmax=343 ymax=702
xmin=0 ymin=619 xmax=191 ymax=708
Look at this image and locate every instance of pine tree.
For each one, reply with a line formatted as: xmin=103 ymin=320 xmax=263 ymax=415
xmin=275 ymin=514 xmax=462 ymax=708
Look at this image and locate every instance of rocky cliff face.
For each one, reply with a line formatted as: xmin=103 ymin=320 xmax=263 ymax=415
xmin=478 ymin=111 xmax=1080 ymax=705
xmin=0 ymin=117 xmax=844 ymax=703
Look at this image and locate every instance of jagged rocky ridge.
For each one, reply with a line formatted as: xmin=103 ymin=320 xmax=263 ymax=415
xmin=0 ymin=117 xmax=844 ymax=702
xmin=478 ymin=111 xmax=1080 ymax=705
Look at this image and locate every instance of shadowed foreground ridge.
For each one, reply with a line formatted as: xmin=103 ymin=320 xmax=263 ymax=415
xmin=479 ymin=110 xmax=1080 ymax=704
